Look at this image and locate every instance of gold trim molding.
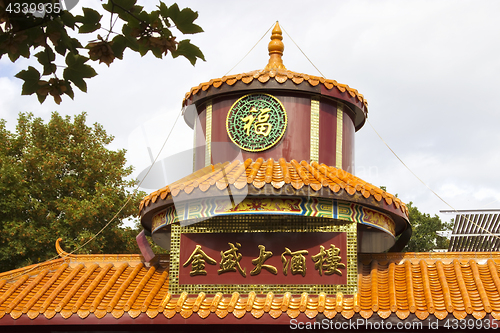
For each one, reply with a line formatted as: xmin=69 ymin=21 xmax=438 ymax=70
xmin=204 ymin=101 xmax=212 ymax=167
xmin=336 ymin=103 xmax=343 ymax=169
xmin=168 ymin=215 xmax=357 ymax=295
xmin=310 ymin=97 xmax=320 ymax=163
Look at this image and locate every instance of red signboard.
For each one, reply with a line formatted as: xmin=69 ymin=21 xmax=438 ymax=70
xmin=179 ymin=232 xmax=347 ymax=286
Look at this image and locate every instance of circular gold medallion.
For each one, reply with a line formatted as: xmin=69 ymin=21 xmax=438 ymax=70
xmin=226 ymin=93 xmax=287 ymax=152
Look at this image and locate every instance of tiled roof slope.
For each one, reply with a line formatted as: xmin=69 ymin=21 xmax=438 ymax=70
xmin=182 ymin=68 xmax=368 ymax=108
xmin=2 ymin=252 xmax=500 ymax=322
xmin=139 ymin=158 xmax=408 ymax=217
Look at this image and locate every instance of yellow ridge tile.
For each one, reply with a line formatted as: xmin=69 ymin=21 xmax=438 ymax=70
xmin=89 ymin=263 xmax=128 ymax=312
xmin=72 ymin=263 xmax=113 ymax=314
xmin=0 ymin=274 xmax=30 ymax=307
xmin=55 ymin=263 xmax=98 ymax=313
xmin=454 ymin=259 xmax=473 ymax=314
xmin=5 ymin=269 xmax=49 ymax=313
xmin=123 ymin=265 xmax=155 ymax=311
xmin=39 ymin=264 xmax=84 ymax=313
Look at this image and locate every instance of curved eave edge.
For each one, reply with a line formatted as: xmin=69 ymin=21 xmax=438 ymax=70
xmin=182 ymin=71 xmax=368 ymax=131
xmin=140 ymin=186 xmax=410 ymax=236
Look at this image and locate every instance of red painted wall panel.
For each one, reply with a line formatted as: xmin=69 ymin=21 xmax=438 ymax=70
xmin=194 ymin=93 xmax=356 ymax=171
xmin=179 ymin=232 xmax=348 ymax=286
xmin=195 ymin=93 xmax=311 ymax=167
xmin=342 ymin=112 xmax=355 ymax=173
xmin=318 ymin=100 xmax=338 ymax=167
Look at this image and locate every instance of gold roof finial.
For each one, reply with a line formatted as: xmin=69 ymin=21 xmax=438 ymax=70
xmin=265 ymin=21 xmax=286 ymax=70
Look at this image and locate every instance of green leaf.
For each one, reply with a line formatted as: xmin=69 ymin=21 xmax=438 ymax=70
xmin=121 ymin=24 xmax=139 ymax=51
xmin=149 ymin=10 xmax=160 ymax=24
xmin=110 ymin=35 xmax=127 ymax=59
xmin=151 ymin=45 xmax=163 ymax=59
xmin=60 ymin=12 xmax=76 ymax=29
xmin=7 ymin=53 xmax=20 ymax=62
xmin=137 ymin=39 xmax=149 ymax=57
xmin=35 ymin=47 xmax=56 ymax=75
xmin=102 ymin=0 xmax=137 ymax=13
xmin=36 ymin=90 xmax=48 ymax=104
xmin=163 ymin=3 xmax=180 ymax=21
xmin=164 ymin=4 xmax=203 ymax=35
xmin=24 ymin=26 xmax=45 ymax=48
xmin=76 ymin=8 xmax=102 ymax=33
xmin=64 ymin=81 xmax=75 ymax=100
xmin=172 ymin=39 xmax=205 ymax=65
xmin=15 ymin=67 xmax=41 ymax=95
xmin=137 ymin=10 xmax=151 ymax=25
xmin=158 ymin=2 xmax=170 ymax=20
xmin=52 ymin=22 xmax=82 ymax=55
xmin=161 ymin=27 xmax=173 ymax=38
xmin=46 ymin=19 xmax=65 ymax=53
xmin=109 ymin=3 xmax=144 ymax=23
xmin=16 ymin=40 xmax=30 ymax=59
xmin=63 ymin=54 xmax=97 ymax=92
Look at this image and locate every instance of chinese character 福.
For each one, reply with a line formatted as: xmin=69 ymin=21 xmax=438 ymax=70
xmin=253 ymin=108 xmax=272 ymax=136
xmin=240 ymin=107 xmax=272 ymax=137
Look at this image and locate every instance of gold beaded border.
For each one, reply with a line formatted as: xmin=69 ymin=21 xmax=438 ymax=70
xmin=204 ymin=101 xmax=213 ymax=167
xmin=310 ymin=97 xmax=320 ymax=163
xmin=168 ymin=215 xmax=357 ymax=295
xmin=336 ymin=103 xmax=343 ymax=169
xmin=193 ymin=113 xmax=197 ymax=171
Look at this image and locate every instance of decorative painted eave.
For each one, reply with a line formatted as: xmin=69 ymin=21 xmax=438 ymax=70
xmin=2 ymin=251 xmax=500 ymax=323
xmin=139 ymin=158 xmax=408 ymax=217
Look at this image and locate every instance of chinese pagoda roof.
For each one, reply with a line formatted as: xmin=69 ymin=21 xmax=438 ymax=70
xmin=182 ymin=22 xmax=366 ymax=110
xmin=182 ymin=68 xmax=367 ymax=108
xmin=139 ymin=158 xmax=408 ymax=225
xmin=2 ymin=248 xmax=500 ymax=325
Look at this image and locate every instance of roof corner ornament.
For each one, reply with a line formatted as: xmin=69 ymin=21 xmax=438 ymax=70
xmin=265 ymin=21 xmax=286 ymax=71
xmin=55 ymin=237 xmax=70 ymax=258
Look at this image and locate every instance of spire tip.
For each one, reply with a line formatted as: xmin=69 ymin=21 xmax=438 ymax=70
xmin=265 ymin=21 xmax=286 ymax=70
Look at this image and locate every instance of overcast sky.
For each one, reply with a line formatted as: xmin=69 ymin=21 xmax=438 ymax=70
xmin=1 ymin=0 xmax=499 ymax=224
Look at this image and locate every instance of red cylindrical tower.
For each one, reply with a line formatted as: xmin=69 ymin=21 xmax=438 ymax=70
xmin=184 ymin=23 xmax=365 ymax=174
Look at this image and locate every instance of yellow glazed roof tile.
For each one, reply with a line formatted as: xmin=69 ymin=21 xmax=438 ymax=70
xmin=139 ymin=158 xmax=409 ymax=217
xmin=2 ymin=251 xmax=500 ymax=322
xmin=182 ymin=68 xmax=368 ymax=108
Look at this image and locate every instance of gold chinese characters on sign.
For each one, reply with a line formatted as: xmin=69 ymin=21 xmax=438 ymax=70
xmin=281 ymin=247 xmax=308 ymax=277
xmin=251 ymin=245 xmax=277 ymax=276
xmin=311 ymin=244 xmax=346 ymax=276
xmin=182 ymin=245 xmax=217 ymax=276
xmin=219 ymin=242 xmax=246 ymax=277
xmin=183 ymin=242 xmax=345 ymax=278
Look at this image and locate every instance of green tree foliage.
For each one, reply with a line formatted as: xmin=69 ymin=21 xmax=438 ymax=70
xmin=403 ymin=202 xmax=453 ymax=252
xmin=0 ymin=0 xmax=205 ymax=104
xmin=0 ymin=112 xmax=145 ymax=272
